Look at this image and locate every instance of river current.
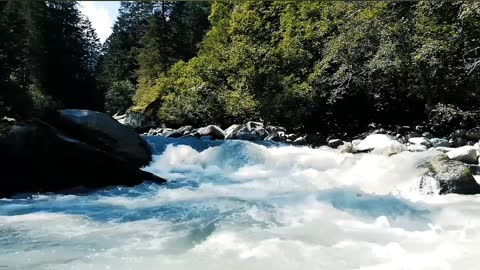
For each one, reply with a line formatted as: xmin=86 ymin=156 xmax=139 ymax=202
xmin=1 ymin=137 xmax=480 ymax=269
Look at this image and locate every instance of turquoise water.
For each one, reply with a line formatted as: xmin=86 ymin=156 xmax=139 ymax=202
xmin=1 ymin=137 xmax=480 ymax=269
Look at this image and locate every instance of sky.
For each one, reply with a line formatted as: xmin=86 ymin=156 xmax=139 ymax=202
xmin=79 ymin=1 xmax=121 ymax=43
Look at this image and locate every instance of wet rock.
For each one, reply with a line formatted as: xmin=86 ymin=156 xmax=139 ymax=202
xmin=198 ymin=125 xmax=225 ymax=140
xmin=264 ymin=131 xmax=286 ymax=142
xmin=293 ymin=136 xmax=307 ymax=145
xmin=419 ymin=154 xmax=480 ymax=195
xmin=224 ymin=124 xmax=242 ymax=140
xmin=338 ymin=142 xmax=355 ymax=153
xmin=446 ymin=146 xmax=478 ymax=164
xmin=466 ymin=127 xmax=480 ymax=141
xmin=0 ymin=119 xmax=165 ymax=198
xmin=434 ymin=147 xmax=454 ymax=153
xmin=422 ymin=132 xmax=433 ymax=139
xmin=451 ymin=129 xmax=467 ymax=138
xmin=430 ymin=138 xmax=449 ymax=147
xmin=328 ymin=139 xmax=344 ymax=149
xmin=408 ymin=137 xmax=431 ymax=148
xmin=449 ymin=137 xmax=466 ymax=147
xmin=51 ymin=109 xmax=152 ymax=167
xmin=356 ymin=134 xmax=399 ymax=152
xmin=246 ymin=121 xmax=269 ymax=139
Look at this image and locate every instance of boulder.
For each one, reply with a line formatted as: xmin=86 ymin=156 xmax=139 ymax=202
xmin=0 ymin=120 xmax=165 ymax=198
xmin=266 ymin=125 xmax=286 ymax=133
xmin=246 ymin=121 xmax=269 ymax=139
xmin=430 ymin=138 xmax=450 ymax=147
xmin=451 ymin=129 xmax=467 ymax=138
xmin=224 ymin=124 xmax=242 ymax=140
xmin=466 ymin=127 xmax=480 ymax=141
xmin=419 ymin=154 xmax=480 ymax=195
xmin=446 ymin=146 xmax=478 ymax=164
xmin=328 ymin=139 xmax=344 ymax=149
xmin=51 ymin=109 xmax=152 ymax=167
xmin=165 ymin=130 xmax=183 ymax=138
xmin=264 ymin=131 xmax=286 ymax=142
xmin=293 ymin=136 xmax=307 ymax=145
xmin=434 ymin=146 xmax=454 ymax=153
xmin=198 ymin=125 xmax=225 ymax=140
xmin=408 ymin=137 xmax=431 ymax=147
xmin=449 ymin=137 xmax=466 ymax=147
xmin=356 ymin=134 xmax=399 ymax=152
xmin=422 ymin=132 xmax=433 ymax=139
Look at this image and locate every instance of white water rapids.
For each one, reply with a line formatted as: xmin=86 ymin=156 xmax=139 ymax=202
xmin=1 ymin=137 xmax=480 ymax=269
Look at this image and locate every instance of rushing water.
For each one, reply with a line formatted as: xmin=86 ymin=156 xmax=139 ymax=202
xmin=1 ymin=137 xmax=480 ymax=270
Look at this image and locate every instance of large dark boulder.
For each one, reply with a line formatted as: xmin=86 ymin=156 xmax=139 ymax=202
xmin=418 ymin=154 xmax=480 ymax=195
xmin=50 ymin=109 xmax=152 ymax=167
xmin=0 ymin=119 xmax=165 ymax=198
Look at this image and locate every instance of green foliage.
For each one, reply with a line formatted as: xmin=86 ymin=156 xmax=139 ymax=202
xmin=131 ymin=1 xmax=480 ymax=134
xmin=104 ymin=80 xmax=136 ymax=114
xmin=0 ymin=0 xmax=101 ymax=118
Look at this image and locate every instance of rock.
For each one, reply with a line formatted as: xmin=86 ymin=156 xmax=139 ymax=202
xmin=419 ymin=154 xmax=480 ymax=195
xmin=407 ymin=145 xmax=428 ymax=152
xmin=408 ymin=137 xmax=431 ymax=147
xmin=286 ymin=133 xmax=298 ymax=141
xmin=434 ymin=147 xmax=454 ymax=153
xmin=266 ymin=125 xmax=286 ymax=133
xmin=198 ymin=125 xmax=225 ymax=140
xmin=0 ymin=120 xmax=165 ymax=198
xmin=177 ymin=126 xmax=193 ymax=134
xmin=406 ymin=132 xmax=421 ymax=140
xmin=328 ymin=139 xmax=344 ymax=149
xmin=165 ymin=130 xmax=183 ymax=138
xmin=466 ymin=127 xmax=480 ymax=140
xmin=422 ymin=132 xmax=433 ymax=139
xmin=264 ymin=131 xmax=286 ymax=142
xmin=224 ymin=124 xmax=242 ymax=140
xmin=446 ymin=146 xmax=478 ymax=164
xmin=1 ymin=116 xmax=15 ymax=123
xmin=356 ymin=134 xmax=399 ymax=152
xmin=246 ymin=121 xmax=269 ymax=139
xmin=338 ymin=142 xmax=355 ymax=153
xmin=293 ymin=136 xmax=307 ymax=145
xmin=372 ymin=143 xmax=407 ymax=156
xmin=51 ymin=109 xmax=152 ymax=167
xmin=449 ymin=137 xmax=466 ymax=147
xmin=451 ymin=129 xmax=467 ymax=138
xmin=430 ymin=138 xmax=449 ymax=147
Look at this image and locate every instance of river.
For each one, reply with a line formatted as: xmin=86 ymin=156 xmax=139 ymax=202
xmin=1 ymin=137 xmax=480 ymax=269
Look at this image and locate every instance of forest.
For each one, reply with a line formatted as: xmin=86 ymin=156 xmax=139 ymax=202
xmin=1 ymin=1 xmax=480 ymax=136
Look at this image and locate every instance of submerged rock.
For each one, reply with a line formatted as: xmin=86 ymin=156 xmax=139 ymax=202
xmin=419 ymin=154 xmax=480 ymax=195
xmin=0 ymin=119 xmax=165 ymax=198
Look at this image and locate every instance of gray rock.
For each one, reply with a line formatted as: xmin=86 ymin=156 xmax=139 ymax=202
xmin=328 ymin=139 xmax=344 ymax=149
xmin=117 ymin=110 xmax=153 ymax=131
xmin=408 ymin=137 xmax=431 ymax=147
xmin=0 ymin=119 xmax=165 ymax=198
xmin=246 ymin=121 xmax=269 ymax=139
xmin=266 ymin=125 xmax=286 ymax=133
xmin=430 ymin=138 xmax=449 ymax=147
xmin=53 ymin=109 xmax=152 ymax=167
xmin=446 ymin=146 xmax=478 ymax=164
xmin=356 ymin=134 xmax=399 ymax=152
xmin=224 ymin=124 xmax=242 ymax=140
xmin=466 ymin=127 xmax=480 ymax=141
xmin=434 ymin=146 xmax=454 ymax=153
xmin=293 ymin=136 xmax=307 ymax=145
xmin=264 ymin=131 xmax=286 ymax=142
xmin=338 ymin=142 xmax=355 ymax=153
xmin=449 ymin=137 xmax=466 ymax=147
xmin=198 ymin=125 xmax=225 ymax=140
xmin=177 ymin=126 xmax=193 ymax=134
xmin=451 ymin=129 xmax=467 ymax=138
xmin=419 ymin=154 xmax=480 ymax=195
xmin=422 ymin=132 xmax=433 ymax=139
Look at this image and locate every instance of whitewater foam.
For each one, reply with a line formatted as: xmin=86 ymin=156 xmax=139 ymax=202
xmin=1 ymin=138 xmax=480 ymax=269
